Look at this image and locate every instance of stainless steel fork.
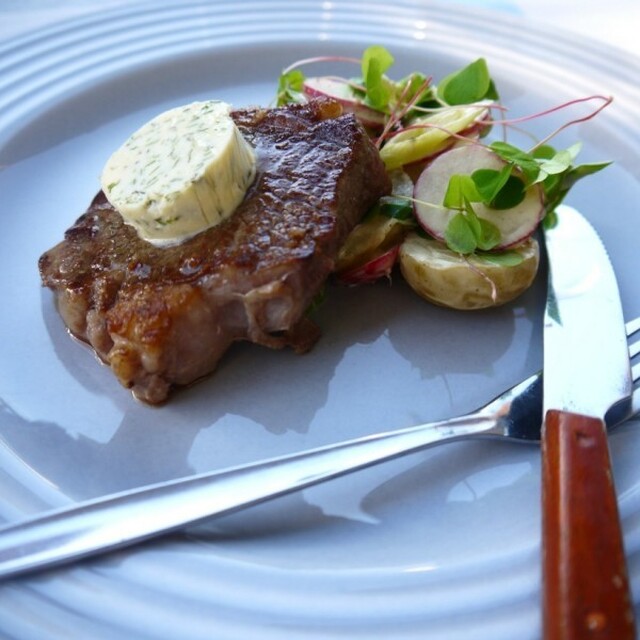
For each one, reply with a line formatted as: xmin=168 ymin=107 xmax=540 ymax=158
xmin=0 ymin=318 xmax=639 ymax=580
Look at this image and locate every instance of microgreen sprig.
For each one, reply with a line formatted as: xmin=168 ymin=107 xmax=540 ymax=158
xmin=441 ymin=175 xmax=504 ymax=254
xmin=360 ymin=45 xmax=395 ymax=110
xmin=277 ymin=69 xmax=306 ymax=106
xmin=488 ymin=140 xmax=611 ymax=226
xmin=434 ymin=137 xmax=610 ymax=254
xmin=276 ymin=46 xmax=439 ymax=120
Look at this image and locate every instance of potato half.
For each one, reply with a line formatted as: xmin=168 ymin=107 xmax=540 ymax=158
xmin=399 ymin=233 xmax=540 ymax=310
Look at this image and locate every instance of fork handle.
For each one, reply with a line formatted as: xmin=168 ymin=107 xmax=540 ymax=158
xmin=542 ymin=409 xmax=635 ymax=640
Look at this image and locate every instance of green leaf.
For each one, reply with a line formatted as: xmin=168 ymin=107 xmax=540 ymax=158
xmin=462 ymin=201 xmax=502 ymax=250
xmin=444 ymin=213 xmax=477 ymax=254
xmin=537 ymin=155 xmax=572 ymax=178
xmin=471 ymin=166 xmax=525 ymax=210
xmin=563 ymin=160 xmax=612 ymax=189
xmin=471 ymin=166 xmax=512 ymax=203
xmin=534 ymin=144 xmax=581 ymax=182
xmin=361 ymin=45 xmax=395 ymax=109
xmin=277 ymin=69 xmax=306 ymax=106
xmin=564 ymin=142 xmax=582 ymax=162
xmin=475 ymin=217 xmax=501 ymax=250
xmin=534 ymin=142 xmax=610 ymax=215
xmin=489 ymin=141 xmax=540 ymax=184
xmin=490 ymin=174 xmax=526 ymax=209
xmin=485 ymin=79 xmax=500 ymax=101
xmin=531 ymin=144 xmax=557 ymax=160
xmin=542 ymin=209 xmax=558 ymax=230
xmin=443 ymin=174 xmax=481 ymax=209
xmin=489 ymin=140 xmax=610 ymax=219
xmin=542 ymin=159 xmax=611 ymax=216
xmin=541 ymin=171 xmax=562 ymax=197
xmin=464 ymin=200 xmax=482 ymax=236
xmin=443 ymin=204 xmax=501 ymax=254
xmin=378 ymin=196 xmax=415 ymax=220
xmin=362 ymin=45 xmax=394 ymax=80
xmin=395 ymin=72 xmax=434 ymax=110
xmin=477 ymin=250 xmax=524 ymax=267
xmin=438 ymin=58 xmax=495 ymax=106
xmin=348 ymin=77 xmax=367 ymax=100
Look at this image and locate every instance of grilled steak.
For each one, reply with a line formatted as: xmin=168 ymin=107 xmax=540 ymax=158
xmin=39 ymin=99 xmax=391 ymax=404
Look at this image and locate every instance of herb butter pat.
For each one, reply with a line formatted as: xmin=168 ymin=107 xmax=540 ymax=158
xmin=101 ymin=100 xmax=256 ymax=246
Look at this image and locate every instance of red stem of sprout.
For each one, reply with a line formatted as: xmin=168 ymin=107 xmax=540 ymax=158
xmin=484 ymin=95 xmax=611 ymax=127
xmin=531 ymin=95 xmax=613 ymax=151
xmin=482 ymin=95 xmax=613 ymax=150
xmin=380 ymin=120 xmax=487 ymax=147
xmin=282 ymin=56 xmax=361 ymax=75
xmin=375 ymin=76 xmax=433 ymax=148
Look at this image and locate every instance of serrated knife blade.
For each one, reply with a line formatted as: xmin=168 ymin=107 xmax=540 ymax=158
xmin=542 ymin=205 xmax=635 ymax=640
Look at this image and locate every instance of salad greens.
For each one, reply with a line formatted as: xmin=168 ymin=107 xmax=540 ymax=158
xmin=360 ymin=45 xmax=396 ymax=110
xmin=489 ymin=141 xmax=611 ymax=226
xmin=372 ymin=196 xmax=415 ymax=221
xmin=276 ymin=45 xmax=611 ymax=259
xmin=437 ymin=57 xmax=498 ymax=106
xmin=277 ymin=69 xmax=306 ymax=106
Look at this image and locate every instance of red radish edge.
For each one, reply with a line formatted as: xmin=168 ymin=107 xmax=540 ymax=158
xmin=336 ymin=246 xmax=400 ymax=285
xmin=303 ymin=77 xmax=386 ymax=128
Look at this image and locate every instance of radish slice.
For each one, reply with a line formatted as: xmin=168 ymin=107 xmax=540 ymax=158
xmin=303 ymin=76 xmax=386 ymax=128
xmin=336 ymin=245 xmax=400 ymax=285
xmin=413 ymin=145 xmax=544 ymax=249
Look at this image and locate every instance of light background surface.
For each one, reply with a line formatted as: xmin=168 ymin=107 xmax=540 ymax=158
xmin=2 ymin=0 xmax=639 ymax=56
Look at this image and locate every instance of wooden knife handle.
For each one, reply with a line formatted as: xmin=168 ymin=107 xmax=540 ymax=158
xmin=542 ymin=409 xmax=635 ymax=639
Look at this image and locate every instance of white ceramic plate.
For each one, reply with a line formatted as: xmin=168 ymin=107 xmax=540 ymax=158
xmin=1 ymin=1 xmax=639 ymax=638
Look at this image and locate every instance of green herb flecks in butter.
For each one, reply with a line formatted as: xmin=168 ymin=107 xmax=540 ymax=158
xmin=101 ymin=101 xmax=256 ymax=246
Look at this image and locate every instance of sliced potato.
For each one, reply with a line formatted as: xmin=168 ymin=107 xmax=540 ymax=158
xmin=399 ymin=233 xmax=540 ymax=310
xmin=379 ymin=102 xmax=489 ymax=170
xmin=335 ymin=212 xmax=409 ymax=275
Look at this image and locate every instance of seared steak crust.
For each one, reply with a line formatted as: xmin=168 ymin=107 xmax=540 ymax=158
xmin=39 ymin=100 xmax=391 ymax=403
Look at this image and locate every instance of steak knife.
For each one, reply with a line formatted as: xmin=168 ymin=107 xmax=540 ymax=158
xmin=542 ymin=206 xmax=635 ymax=639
